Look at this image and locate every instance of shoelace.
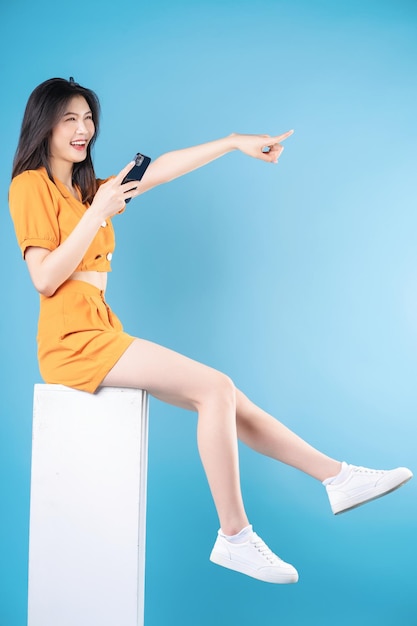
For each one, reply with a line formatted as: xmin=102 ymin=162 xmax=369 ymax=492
xmin=251 ymin=535 xmax=280 ymax=564
xmin=353 ymin=466 xmax=385 ymax=475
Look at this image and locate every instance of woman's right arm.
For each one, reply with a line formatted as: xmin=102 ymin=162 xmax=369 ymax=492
xmin=25 ymin=162 xmax=136 ymax=297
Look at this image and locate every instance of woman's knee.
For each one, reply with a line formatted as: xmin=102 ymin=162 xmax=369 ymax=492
xmin=196 ymin=370 xmax=236 ymax=411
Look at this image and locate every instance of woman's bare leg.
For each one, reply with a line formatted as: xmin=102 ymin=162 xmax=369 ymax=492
xmin=102 ymin=338 xmax=342 ymax=530
xmin=235 ymin=390 xmax=342 ymax=481
xmin=102 ymin=337 xmax=411 ymax=580
xmin=101 ymin=338 xmax=249 ymax=535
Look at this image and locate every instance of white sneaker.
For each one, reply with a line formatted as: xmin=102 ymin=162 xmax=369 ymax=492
xmin=209 ymin=530 xmax=298 ymax=584
xmin=326 ymin=464 xmax=413 ymax=515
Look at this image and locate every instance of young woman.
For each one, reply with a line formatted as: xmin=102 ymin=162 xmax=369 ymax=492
xmin=9 ymin=77 xmax=412 ymax=585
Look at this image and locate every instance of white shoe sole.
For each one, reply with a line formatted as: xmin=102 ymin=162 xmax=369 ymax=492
xmin=332 ymin=471 xmax=413 ymax=515
xmin=210 ymin=551 xmax=299 ymax=584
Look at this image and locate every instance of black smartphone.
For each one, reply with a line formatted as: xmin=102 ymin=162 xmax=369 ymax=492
xmin=122 ymin=152 xmax=151 ymax=203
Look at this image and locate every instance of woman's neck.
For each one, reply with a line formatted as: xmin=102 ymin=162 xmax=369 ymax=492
xmin=49 ymin=160 xmax=73 ymax=189
xmin=48 ymin=162 xmax=81 ymax=200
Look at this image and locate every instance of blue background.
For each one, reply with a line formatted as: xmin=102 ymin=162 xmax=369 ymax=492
xmin=1 ymin=1 xmax=416 ymax=624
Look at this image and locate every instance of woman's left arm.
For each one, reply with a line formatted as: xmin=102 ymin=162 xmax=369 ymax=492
xmin=134 ymin=131 xmax=293 ymax=195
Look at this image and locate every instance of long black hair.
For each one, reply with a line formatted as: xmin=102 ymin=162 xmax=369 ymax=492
xmin=12 ymin=77 xmax=101 ymax=204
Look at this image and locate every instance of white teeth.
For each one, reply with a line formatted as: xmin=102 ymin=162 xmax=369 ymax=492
xmin=71 ymin=141 xmax=86 ymax=146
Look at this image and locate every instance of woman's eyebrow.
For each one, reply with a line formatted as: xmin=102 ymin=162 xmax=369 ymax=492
xmin=63 ymin=109 xmax=92 ymax=116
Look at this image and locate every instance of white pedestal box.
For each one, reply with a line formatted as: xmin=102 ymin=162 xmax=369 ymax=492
xmin=27 ymin=384 xmax=149 ymax=626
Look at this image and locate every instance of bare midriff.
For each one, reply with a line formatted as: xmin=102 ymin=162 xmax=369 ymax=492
xmin=69 ymin=270 xmax=108 ymax=293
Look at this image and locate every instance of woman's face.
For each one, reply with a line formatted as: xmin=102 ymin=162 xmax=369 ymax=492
xmin=49 ymin=95 xmax=95 ymax=172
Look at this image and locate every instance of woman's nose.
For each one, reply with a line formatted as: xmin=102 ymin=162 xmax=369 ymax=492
xmin=76 ymin=121 xmax=88 ymax=134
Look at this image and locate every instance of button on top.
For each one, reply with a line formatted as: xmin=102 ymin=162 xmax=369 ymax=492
xmin=106 ymin=252 xmax=113 ymax=261
xmin=101 ymin=221 xmax=107 ymax=228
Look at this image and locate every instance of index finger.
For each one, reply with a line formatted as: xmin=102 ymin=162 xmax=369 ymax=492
xmin=270 ymin=130 xmax=294 ymax=144
xmin=114 ymin=160 xmax=136 ymax=184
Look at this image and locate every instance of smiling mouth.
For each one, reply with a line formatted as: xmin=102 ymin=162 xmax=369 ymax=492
xmin=70 ymin=140 xmax=87 ymax=150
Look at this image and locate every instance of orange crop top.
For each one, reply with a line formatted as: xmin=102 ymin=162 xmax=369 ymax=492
xmin=9 ymin=167 xmax=116 ymax=272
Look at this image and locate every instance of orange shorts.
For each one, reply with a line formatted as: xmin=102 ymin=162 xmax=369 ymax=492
xmin=37 ymin=280 xmax=135 ymax=393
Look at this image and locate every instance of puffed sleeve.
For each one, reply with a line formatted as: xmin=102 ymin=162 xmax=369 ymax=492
xmin=9 ymin=170 xmax=60 ymax=258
